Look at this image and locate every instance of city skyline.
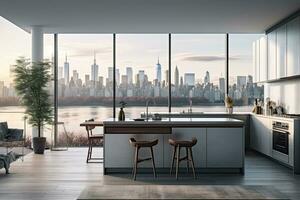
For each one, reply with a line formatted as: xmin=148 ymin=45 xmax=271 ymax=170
xmin=0 ymin=16 xmax=264 ymax=86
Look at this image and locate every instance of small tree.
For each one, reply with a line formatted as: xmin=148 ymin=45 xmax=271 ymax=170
xmin=13 ymin=58 xmax=53 ymax=138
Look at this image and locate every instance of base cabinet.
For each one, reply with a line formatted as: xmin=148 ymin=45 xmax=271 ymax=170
xmin=206 ymin=128 xmax=244 ymax=168
xmin=250 ymin=115 xmax=272 ymax=157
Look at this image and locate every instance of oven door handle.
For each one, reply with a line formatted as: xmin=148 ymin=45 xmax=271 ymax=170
xmin=273 ymin=128 xmax=290 ymax=134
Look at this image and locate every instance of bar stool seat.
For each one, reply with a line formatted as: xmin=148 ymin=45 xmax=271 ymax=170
xmin=129 ymin=138 xmax=158 ymax=180
xmin=168 ymin=138 xmax=197 ymax=147
xmin=169 ymin=138 xmax=197 ymax=180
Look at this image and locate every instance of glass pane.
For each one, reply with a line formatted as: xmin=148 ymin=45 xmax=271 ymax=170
xmin=116 ymin=34 xmax=169 ymax=119
xmin=171 ymin=34 xmax=226 ymax=113
xmin=57 ymin=34 xmax=113 ymax=146
xmin=229 ymin=34 xmax=264 ymax=112
xmin=0 ymin=17 xmax=31 ymax=151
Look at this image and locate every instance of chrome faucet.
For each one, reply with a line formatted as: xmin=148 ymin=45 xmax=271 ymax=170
xmin=146 ymin=99 xmax=150 ymax=120
xmin=188 ymin=99 xmax=193 ymax=113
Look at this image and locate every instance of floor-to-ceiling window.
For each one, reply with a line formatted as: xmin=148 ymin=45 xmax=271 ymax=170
xmin=171 ymin=34 xmax=226 ymax=113
xmin=229 ymin=34 xmax=264 ymax=111
xmin=57 ymin=34 xmax=113 ymax=146
xmin=0 ymin=17 xmax=31 ymax=151
xmin=116 ymin=34 xmax=169 ymax=118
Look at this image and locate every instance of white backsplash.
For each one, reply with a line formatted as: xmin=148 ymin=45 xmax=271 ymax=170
xmin=264 ymin=79 xmax=300 ymax=114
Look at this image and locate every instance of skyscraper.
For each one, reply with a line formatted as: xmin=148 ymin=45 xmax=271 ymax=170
xmin=91 ymin=52 xmax=99 ymax=83
xmin=155 ymin=57 xmax=161 ymax=83
xmin=126 ymin=67 xmax=133 ymax=84
xmin=108 ymin=67 xmax=113 ymax=83
xmin=237 ymin=76 xmax=247 ymax=89
xmin=138 ymin=70 xmax=145 ymax=87
xmin=165 ymin=70 xmax=169 ymax=85
xmin=174 ymin=66 xmax=179 ymax=87
xmin=116 ymin=68 xmax=120 ymax=86
xmin=64 ymin=55 xmax=69 ymax=85
xmin=184 ymin=73 xmax=195 ymax=86
xmin=85 ymin=74 xmax=90 ymax=86
xmin=219 ymin=77 xmax=225 ymax=94
xmin=204 ymin=71 xmax=210 ymax=85
xmin=73 ymin=70 xmax=79 ymax=82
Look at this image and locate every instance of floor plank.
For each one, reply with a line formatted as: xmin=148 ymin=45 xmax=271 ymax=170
xmin=0 ymin=148 xmax=299 ymax=200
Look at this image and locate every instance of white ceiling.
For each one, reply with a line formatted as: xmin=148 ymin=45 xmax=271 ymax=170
xmin=0 ymin=0 xmax=300 ymax=33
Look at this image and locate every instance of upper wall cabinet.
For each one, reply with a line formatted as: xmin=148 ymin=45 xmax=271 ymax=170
xmin=276 ymin=24 xmax=287 ymax=79
xmin=267 ymin=31 xmax=277 ymax=80
xmin=253 ymin=36 xmax=267 ymax=83
xmin=259 ymin=36 xmax=268 ymax=82
xmin=287 ymin=16 xmax=300 ymax=77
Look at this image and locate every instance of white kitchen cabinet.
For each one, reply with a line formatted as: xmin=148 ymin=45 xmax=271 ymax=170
xmin=287 ymin=16 xmax=300 ymax=77
xmin=276 ymin=25 xmax=287 ymax=78
xmin=250 ymin=115 xmax=260 ymax=151
xmin=206 ymin=128 xmax=244 ymax=168
xmin=250 ymin=115 xmax=272 ymax=157
xmin=268 ymin=31 xmax=277 ymax=80
xmin=253 ymin=42 xmax=257 ymax=82
xmin=259 ymin=36 xmax=268 ymax=82
xmin=259 ymin=117 xmax=272 ymax=156
xmin=256 ymin=40 xmax=260 ymax=82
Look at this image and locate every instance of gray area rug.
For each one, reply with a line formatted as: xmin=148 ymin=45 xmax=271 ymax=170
xmin=78 ymin=185 xmax=288 ymax=200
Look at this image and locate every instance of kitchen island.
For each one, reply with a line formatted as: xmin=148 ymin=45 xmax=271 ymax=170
xmin=101 ymin=118 xmax=245 ymax=174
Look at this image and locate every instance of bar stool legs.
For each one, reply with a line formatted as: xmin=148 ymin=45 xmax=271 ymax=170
xmin=169 ymin=139 xmax=197 ymax=180
xmin=150 ymin=147 xmax=156 ymax=178
xmin=189 ymin=147 xmax=196 ymax=179
xmin=132 ymin=146 xmax=139 ymax=180
xmin=170 ymin=146 xmax=176 ymax=175
xmin=176 ymin=146 xmax=181 ymax=180
xmin=130 ymin=138 xmax=158 ymax=181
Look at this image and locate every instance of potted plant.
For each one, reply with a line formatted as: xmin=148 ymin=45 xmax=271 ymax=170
xmin=225 ymin=96 xmax=234 ymax=114
xmin=12 ymin=58 xmax=53 ymax=154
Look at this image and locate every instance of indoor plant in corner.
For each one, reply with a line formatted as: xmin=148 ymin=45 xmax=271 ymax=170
xmin=13 ymin=58 xmax=53 ymax=154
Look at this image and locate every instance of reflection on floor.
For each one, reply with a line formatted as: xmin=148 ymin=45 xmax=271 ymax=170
xmin=0 ymin=148 xmax=299 ymax=200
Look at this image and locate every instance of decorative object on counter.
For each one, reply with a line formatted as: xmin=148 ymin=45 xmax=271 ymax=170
xmin=152 ymin=113 xmax=162 ymax=121
xmin=118 ymin=101 xmax=126 ymax=121
xmin=266 ymin=98 xmax=276 ymax=115
xmin=275 ymin=105 xmax=285 ymax=116
xmin=252 ymin=98 xmax=263 ymax=114
xmin=133 ymin=118 xmax=145 ymax=121
xmin=225 ymin=96 xmax=233 ymax=114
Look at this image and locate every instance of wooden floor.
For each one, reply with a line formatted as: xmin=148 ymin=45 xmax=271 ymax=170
xmin=0 ymin=148 xmax=300 ymax=200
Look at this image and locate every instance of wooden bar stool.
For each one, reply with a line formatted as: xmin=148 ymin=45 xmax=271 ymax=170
xmin=129 ymin=138 xmax=158 ymax=180
xmin=169 ymin=138 xmax=197 ymax=180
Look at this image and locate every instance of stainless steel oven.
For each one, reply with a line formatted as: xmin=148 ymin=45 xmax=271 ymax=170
xmin=272 ymin=121 xmax=289 ymax=155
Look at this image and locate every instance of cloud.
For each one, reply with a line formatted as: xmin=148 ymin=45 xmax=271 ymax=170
xmin=68 ymin=47 xmax=112 ymax=58
xmin=176 ymin=53 xmax=251 ymax=62
xmin=182 ymin=55 xmax=225 ymax=62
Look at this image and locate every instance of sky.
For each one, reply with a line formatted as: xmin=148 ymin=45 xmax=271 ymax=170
xmin=0 ymin=16 xmax=263 ymax=86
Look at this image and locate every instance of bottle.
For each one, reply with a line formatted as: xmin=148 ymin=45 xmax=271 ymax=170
xmin=118 ymin=107 xmax=125 ymax=121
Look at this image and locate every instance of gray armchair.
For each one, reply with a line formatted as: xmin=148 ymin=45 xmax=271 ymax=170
xmin=0 ymin=122 xmax=25 ymax=149
xmin=0 ymin=122 xmax=24 ymax=174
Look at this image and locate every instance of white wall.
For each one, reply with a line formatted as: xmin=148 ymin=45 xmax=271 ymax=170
xmin=264 ymin=79 xmax=300 ymax=114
